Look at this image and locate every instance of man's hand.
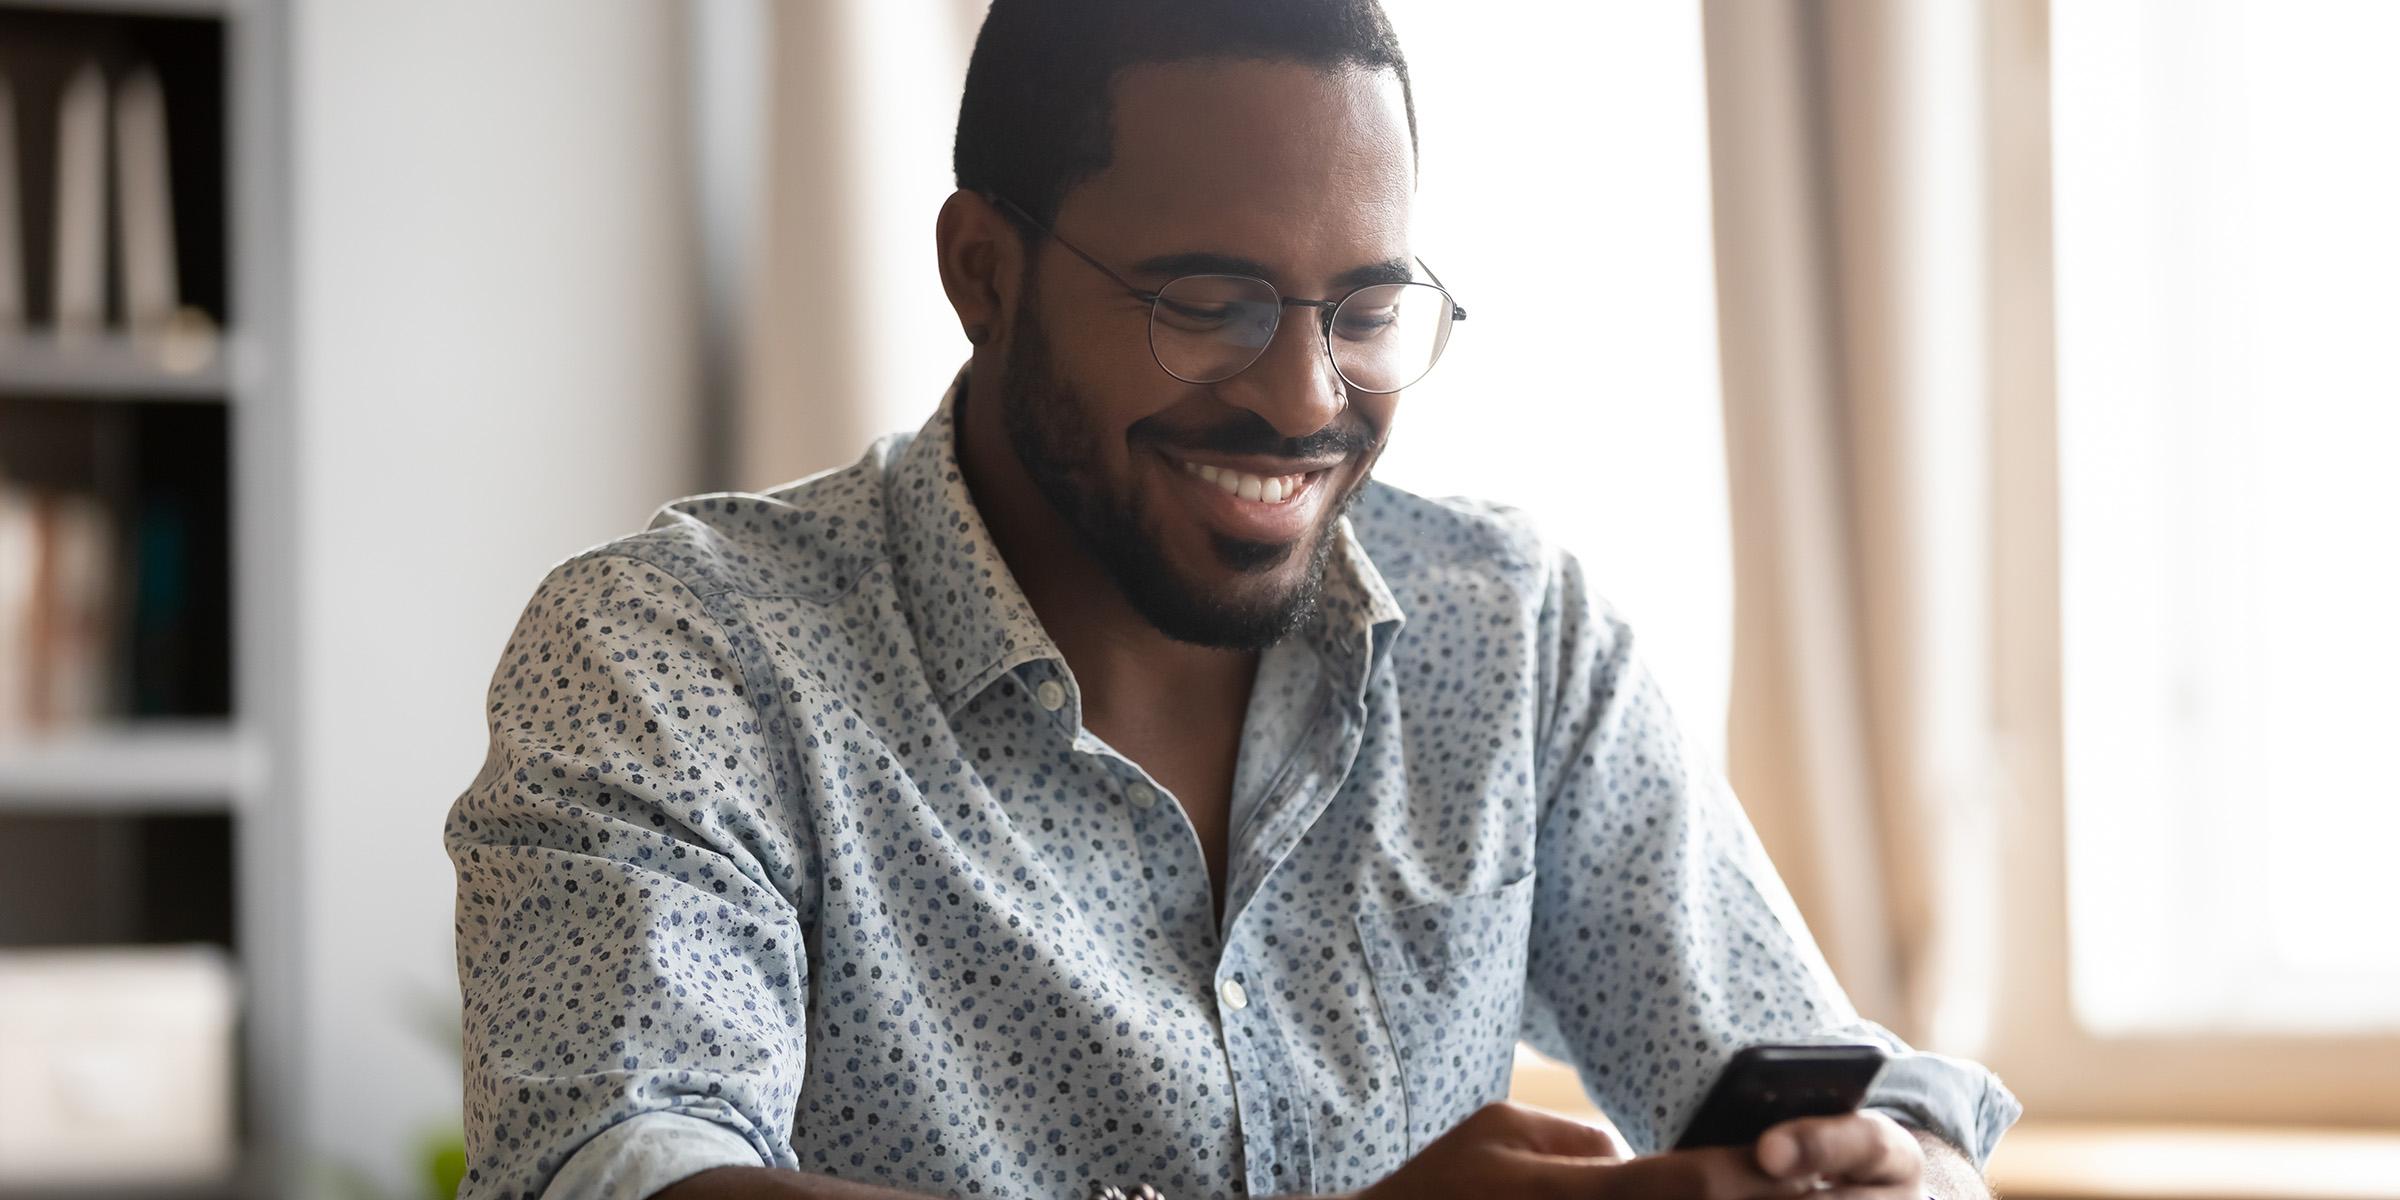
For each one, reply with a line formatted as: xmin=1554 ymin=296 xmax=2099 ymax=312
xmin=1351 ymin=1102 xmax=1925 ymax=1200
xmin=1753 ymin=1109 xmax=1929 ymax=1196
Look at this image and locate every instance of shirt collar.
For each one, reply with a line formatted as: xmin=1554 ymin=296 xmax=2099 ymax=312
xmin=887 ymin=369 xmax=1407 ymax=717
xmin=887 ymin=370 xmax=1061 ymax=714
xmin=1312 ymin=501 xmax=1410 ymax=700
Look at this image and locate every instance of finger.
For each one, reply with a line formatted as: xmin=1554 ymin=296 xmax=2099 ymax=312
xmin=1478 ymin=1101 xmax=1633 ymax=1160
xmin=1592 ymin=1145 xmax=1826 ymax=1200
xmin=1755 ymin=1112 xmax=1922 ymax=1185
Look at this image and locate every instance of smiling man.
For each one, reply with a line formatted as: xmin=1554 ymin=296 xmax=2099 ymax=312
xmin=445 ymin=3 xmax=2019 ymax=1199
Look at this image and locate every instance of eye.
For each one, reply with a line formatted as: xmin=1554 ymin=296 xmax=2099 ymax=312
xmin=1156 ymin=297 xmax=1239 ymax=330
xmin=1155 ymin=276 xmax=1279 ymax=335
xmin=1334 ymin=307 xmax=1399 ymax=341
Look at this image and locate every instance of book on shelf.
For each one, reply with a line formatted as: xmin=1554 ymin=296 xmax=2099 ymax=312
xmin=1 ymin=68 xmax=21 ymax=333
xmin=0 ymin=480 xmax=118 ymax=738
xmin=0 ymin=485 xmax=28 ymax=732
xmin=1 ymin=52 xmax=215 ymax=362
xmin=51 ymin=61 xmax=107 ymax=343
xmin=115 ymin=66 xmax=180 ymax=339
xmin=0 ymin=399 xmax=227 ymax=735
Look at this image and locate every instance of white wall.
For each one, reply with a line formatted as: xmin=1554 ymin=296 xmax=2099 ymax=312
xmin=290 ymin=2 xmax=698 ymax=1188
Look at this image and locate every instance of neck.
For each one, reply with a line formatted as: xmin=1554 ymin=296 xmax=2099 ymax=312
xmin=953 ymin=360 xmax=1258 ymax=727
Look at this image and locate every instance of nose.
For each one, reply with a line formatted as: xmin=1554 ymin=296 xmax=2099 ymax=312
xmin=1219 ymin=302 xmax=1347 ymax=440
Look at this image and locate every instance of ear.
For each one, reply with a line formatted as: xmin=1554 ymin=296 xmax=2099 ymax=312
xmin=935 ymin=190 xmax=1024 ymax=348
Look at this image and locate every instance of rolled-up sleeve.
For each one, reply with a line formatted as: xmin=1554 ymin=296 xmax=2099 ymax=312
xmin=446 ymin=552 xmax=812 ymax=1199
xmin=1516 ymin=547 xmax=2021 ymax=1168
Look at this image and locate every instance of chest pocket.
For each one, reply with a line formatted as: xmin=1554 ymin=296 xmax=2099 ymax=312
xmin=1355 ymin=869 xmax=1538 ymax=1153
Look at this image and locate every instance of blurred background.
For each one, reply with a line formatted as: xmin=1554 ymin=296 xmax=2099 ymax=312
xmin=0 ymin=0 xmax=2392 ymax=1197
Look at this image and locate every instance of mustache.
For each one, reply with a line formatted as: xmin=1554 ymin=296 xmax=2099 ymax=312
xmin=1133 ymin=411 xmax=1376 ymax=464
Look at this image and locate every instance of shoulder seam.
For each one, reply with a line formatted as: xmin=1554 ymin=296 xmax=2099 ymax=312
xmin=560 ymin=548 xmax=822 ymax=915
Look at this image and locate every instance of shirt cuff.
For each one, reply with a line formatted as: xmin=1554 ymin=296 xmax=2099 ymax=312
xmin=541 ymin=1111 xmax=768 ymax=1200
xmin=1861 ymin=1048 xmax=2025 ymax=1173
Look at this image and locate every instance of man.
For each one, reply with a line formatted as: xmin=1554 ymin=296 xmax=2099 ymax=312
xmin=447 ymin=2 xmax=2020 ymax=1198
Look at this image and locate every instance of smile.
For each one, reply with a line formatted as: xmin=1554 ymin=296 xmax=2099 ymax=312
xmin=1160 ymin=452 xmax=1340 ymax=546
xmin=1174 ymin=458 xmax=1322 ymax=505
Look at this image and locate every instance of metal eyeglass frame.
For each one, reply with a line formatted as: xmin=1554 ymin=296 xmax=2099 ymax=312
xmin=986 ymin=192 xmax=1466 ymax=394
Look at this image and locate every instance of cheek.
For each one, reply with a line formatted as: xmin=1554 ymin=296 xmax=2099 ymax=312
xmin=1353 ymin=393 xmax=1399 ymax=441
xmin=1044 ymin=315 xmax=1186 ymax=450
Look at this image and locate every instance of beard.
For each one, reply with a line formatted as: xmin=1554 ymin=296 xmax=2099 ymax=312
xmin=994 ymin=290 xmax=1369 ymax=651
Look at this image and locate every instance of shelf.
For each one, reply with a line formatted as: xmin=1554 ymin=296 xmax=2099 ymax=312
xmin=0 ymin=0 xmax=246 ymax=17
xmin=0 ymin=333 xmax=230 ymax=401
xmin=0 ymin=1171 xmax=253 ymax=1200
xmin=0 ymin=720 xmax=256 ymax=811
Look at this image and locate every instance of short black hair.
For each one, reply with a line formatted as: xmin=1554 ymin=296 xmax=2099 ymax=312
xmin=954 ymin=0 xmax=1417 ymax=234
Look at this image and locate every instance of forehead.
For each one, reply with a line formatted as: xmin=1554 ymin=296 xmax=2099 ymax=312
xmin=1058 ymin=58 xmax=1415 ymax=273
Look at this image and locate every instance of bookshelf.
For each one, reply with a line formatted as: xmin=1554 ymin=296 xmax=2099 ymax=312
xmin=0 ymin=0 xmax=290 ymax=1196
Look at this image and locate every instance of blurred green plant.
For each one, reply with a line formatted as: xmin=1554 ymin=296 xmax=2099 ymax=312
xmin=315 ymin=983 xmax=469 ymax=1199
xmin=315 ymin=1127 xmax=465 ymax=1200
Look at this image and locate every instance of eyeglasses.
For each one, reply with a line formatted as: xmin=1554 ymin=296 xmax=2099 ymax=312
xmin=988 ymin=193 xmax=1466 ymax=395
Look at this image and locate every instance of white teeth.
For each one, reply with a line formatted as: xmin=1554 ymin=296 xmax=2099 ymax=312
xmin=1178 ymin=458 xmax=1309 ymax=503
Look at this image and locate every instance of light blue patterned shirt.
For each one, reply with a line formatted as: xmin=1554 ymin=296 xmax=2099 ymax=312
xmin=446 ymin=374 xmax=2020 ymax=1200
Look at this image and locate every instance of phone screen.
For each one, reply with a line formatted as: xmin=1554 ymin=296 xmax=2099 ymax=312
xmin=1670 ymin=1043 xmax=1890 ymax=1151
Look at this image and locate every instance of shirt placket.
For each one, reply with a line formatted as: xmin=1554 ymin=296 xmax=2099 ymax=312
xmin=1010 ymin=657 xmax=1278 ymax=1192
xmin=1027 ymin=654 xmax=1358 ymax=1197
xmin=1212 ymin=672 xmax=1379 ymax=1196
xmin=1212 ymin=945 xmax=1317 ymax=1196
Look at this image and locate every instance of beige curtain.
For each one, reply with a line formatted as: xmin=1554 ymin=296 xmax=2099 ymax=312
xmin=1701 ymin=0 xmax=2005 ymax=1054
xmin=722 ymin=0 xmax=989 ymax=490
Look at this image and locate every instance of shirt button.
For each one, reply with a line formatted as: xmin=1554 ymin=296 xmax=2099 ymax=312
xmin=1125 ymin=782 xmax=1158 ymax=810
xmin=1035 ymin=680 xmax=1066 ymax=711
xmin=1219 ymin=976 xmax=1249 ymax=1010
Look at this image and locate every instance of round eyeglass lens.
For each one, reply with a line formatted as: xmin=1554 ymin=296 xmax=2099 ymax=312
xmin=1328 ymin=281 xmax=1455 ymax=394
xmin=1149 ymin=274 xmax=1284 ymax=384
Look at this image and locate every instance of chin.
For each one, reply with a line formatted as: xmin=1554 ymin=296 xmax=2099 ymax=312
xmin=1146 ymin=530 xmax=1326 ymax=646
xmin=1212 ymin=562 xmax=1309 ymax=614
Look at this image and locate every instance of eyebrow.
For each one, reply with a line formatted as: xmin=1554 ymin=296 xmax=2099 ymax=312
xmin=1127 ymin=250 xmax=1418 ymax=294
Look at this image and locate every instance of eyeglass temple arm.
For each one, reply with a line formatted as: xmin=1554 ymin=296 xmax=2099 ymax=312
xmin=1416 ymin=257 xmax=1468 ymax=322
xmin=984 ymin=191 xmax=1161 ymax=302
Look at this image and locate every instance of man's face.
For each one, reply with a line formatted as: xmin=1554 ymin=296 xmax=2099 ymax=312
xmin=995 ymin=60 xmax=1415 ymax=650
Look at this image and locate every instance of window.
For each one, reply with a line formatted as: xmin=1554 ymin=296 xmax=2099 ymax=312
xmin=1374 ymin=1 xmax=1732 ymax=758
xmin=2053 ymin=0 xmax=2400 ymax=1037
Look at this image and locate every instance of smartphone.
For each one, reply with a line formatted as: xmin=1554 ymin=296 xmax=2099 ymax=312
xmin=1670 ymin=1042 xmax=1890 ymax=1151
